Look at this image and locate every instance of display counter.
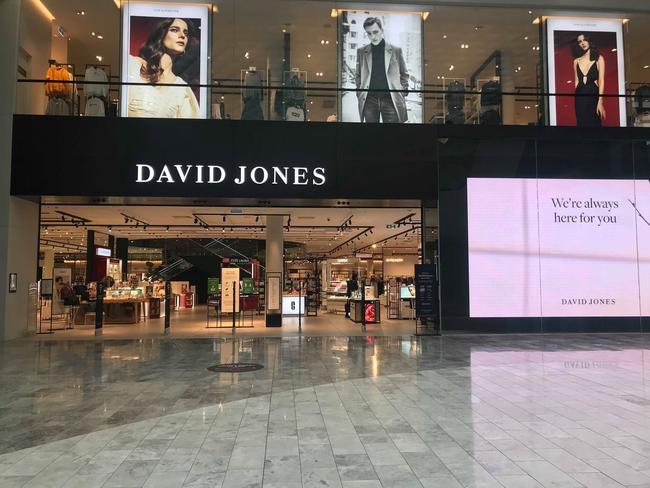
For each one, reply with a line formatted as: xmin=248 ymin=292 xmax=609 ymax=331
xmin=282 ymin=295 xmax=305 ymax=316
xmin=74 ymin=297 xmax=146 ymax=325
xmin=350 ymin=299 xmax=381 ymax=324
xmin=104 ymin=297 xmax=145 ymax=324
xmin=240 ymin=294 xmax=260 ymax=312
xmin=324 ymin=295 xmax=347 ymax=314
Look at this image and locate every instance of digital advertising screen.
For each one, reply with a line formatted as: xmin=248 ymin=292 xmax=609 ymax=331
xmin=121 ymin=2 xmax=209 ymax=119
xmin=467 ymin=177 xmax=649 ymax=318
xmin=338 ymin=10 xmax=423 ymax=124
xmin=546 ymin=17 xmax=626 ymax=127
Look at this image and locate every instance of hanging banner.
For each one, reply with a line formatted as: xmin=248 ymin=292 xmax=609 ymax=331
xmin=338 ymin=10 xmax=423 ymax=124
xmin=121 ymin=1 xmax=210 ymax=119
xmin=546 ymin=17 xmax=626 ymax=127
xmin=221 ymin=267 xmax=240 ymax=313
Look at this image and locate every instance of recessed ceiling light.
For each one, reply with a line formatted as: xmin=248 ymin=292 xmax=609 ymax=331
xmin=97 ymin=34 xmax=104 ymax=39
xmin=449 ymin=65 xmax=454 ymax=71
xmin=307 ymin=53 xmax=312 ymax=58
xmin=96 ymin=55 xmax=102 ymax=62
xmin=442 ymin=34 xmax=447 ymax=39
xmin=644 ymin=65 xmax=650 ymax=69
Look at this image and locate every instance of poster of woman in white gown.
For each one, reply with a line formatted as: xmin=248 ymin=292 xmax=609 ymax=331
xmin=121 ymin=2 xmax=209 ymax=119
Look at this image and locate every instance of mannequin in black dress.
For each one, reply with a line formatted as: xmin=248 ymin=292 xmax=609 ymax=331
xmin=573 ymin=34 xmax=606 ymax=126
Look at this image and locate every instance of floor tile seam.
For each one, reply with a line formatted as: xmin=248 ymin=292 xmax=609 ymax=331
xmin=288 ymin=381 xmax=306 ymax=486
xmin=261 ymin=373 xmax=291 ymax=486
xmin=343 ymin=377 xmax=392 ymax=483
xmin=5 ymin=450 xmax=81 ymax=485
xmin=382 ymin=377 xmax=468 ymax=479
xmin=515 ymin=459 xmax=593 ymax=488
xmin=556 ymin=447 xmax=643 ymax=479
xmin=310 ymin=382 xmax=344 ymax=486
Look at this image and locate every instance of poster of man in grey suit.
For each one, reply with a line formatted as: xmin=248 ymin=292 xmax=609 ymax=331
xmin=339 ymin=11 xmax=423 ymax=123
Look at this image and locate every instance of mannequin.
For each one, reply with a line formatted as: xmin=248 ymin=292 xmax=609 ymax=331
xmin=241 ymin=66 xmax=264 ymax=120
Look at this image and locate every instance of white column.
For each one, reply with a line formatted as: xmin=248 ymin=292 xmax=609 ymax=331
xmin=0 ymin=0 xmax=40 ymax=340
xmin=265 ymin=215 xmax=283 ymax=327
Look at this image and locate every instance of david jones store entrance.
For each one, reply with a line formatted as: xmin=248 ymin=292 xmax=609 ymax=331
xmin=36 ymin=203 xmax=433 ymax=338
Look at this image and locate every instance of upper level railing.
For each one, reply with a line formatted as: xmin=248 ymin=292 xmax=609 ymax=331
xmin=15 ymin=77 xmax=650 ymax=127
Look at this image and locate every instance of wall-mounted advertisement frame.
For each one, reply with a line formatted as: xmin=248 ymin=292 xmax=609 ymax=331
xmin=338 ymin=9 xmax=423 ymax=124
xmin=545 ymin=17 xmax=626 ymax=127
xmin=120 ymin=1 xmax=210 ymax=119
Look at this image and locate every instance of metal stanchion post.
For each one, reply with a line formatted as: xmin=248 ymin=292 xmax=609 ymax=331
xmin=164 ymin=281 xmax=171 ymax=335
xmin=298 ymin=279 xmax=302 ymax=333
xmin=361 ymin=281 xmax=366 ymax=332
xmin=232 ymin=281 xmax=236 ymax=334
xmin=95 ymin=283 xmax=104 ymax=336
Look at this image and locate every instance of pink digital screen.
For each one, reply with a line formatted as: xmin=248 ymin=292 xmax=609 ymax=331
xmin=467 ymin=178 xmax=649 ymax=318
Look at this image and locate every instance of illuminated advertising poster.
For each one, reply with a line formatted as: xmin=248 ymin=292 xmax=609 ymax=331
xmin=546 ymin=17 xmax=625 ymax=127
xmin=121 ymin=2 xmax=209 ymax=118
xmin=467 ymin=178 xmax=647 ymax=318
xmin=339 ymin=10 xmax=423 ymax=123
xmin=221 ymin=268 xmax=240 ymax=313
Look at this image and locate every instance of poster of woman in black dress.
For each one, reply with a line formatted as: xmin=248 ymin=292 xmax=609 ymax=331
xmin=572 ymin=34 xmax=606 ymax=126
xmin=546 ymin=18 xmax=626 ymax=127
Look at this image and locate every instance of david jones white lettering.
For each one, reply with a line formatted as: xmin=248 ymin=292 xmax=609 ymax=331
xmin=136 ymin=164 xmax=326 ymax=186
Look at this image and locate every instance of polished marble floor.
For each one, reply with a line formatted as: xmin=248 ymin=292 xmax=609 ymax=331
xmin=2 ymin=334 xmax=650 ymax=487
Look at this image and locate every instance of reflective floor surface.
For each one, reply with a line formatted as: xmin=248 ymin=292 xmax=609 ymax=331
xmin=30 ymin=306 xmax=417 ymax=339
xmin=2 ymin=334 xmax=650 ymax=487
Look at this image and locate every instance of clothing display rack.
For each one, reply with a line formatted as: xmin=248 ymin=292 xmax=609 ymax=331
xmin=240 ymin=67 xmax=265 ymax=120
xmin=282 ymin=69 xmax=308 ymax=121
xmin=467 ymin=77 xmax=501 ymax=124
xmin=83 ymin=63 xmax=111 ymax=117
xmin=443 ymin=77 xmax=467 ymax=124
xmin=45 ymin=62 xmax=77 ymax=116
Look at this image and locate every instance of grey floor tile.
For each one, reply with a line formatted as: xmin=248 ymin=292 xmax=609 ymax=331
xmin=221 ymin=468 xmax=262 ymax=488
xmin=103 ymin=460 xmax=158 ymax=488
xmin=143 ymin=471 xmax=188 ymax=488
xmin=262 ymin=455 xmax=301 ymax=484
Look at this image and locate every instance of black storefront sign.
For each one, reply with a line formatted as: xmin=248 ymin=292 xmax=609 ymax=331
xmin=11 ymin=116 xmax=437 ymax=201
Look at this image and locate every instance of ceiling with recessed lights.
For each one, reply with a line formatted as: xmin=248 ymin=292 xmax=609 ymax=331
xmin=40 ymin=205 xmax=428 ymax=257
xmin=34 ymin=0 xmax=650 ymax=123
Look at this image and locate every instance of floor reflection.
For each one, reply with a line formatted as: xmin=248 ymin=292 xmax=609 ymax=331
xmin=1 ymin=332 xmax=650 ymax=465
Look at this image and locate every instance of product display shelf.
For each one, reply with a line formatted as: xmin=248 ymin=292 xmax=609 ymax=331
xmin=306 ymin=275 xmax=319 ymax=316
xmin=387 ymin=278 xmax=400 ymax=319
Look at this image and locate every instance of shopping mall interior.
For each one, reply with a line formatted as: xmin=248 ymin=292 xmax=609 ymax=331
xmin=36 ymin=203 xmax=431 ymax=338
